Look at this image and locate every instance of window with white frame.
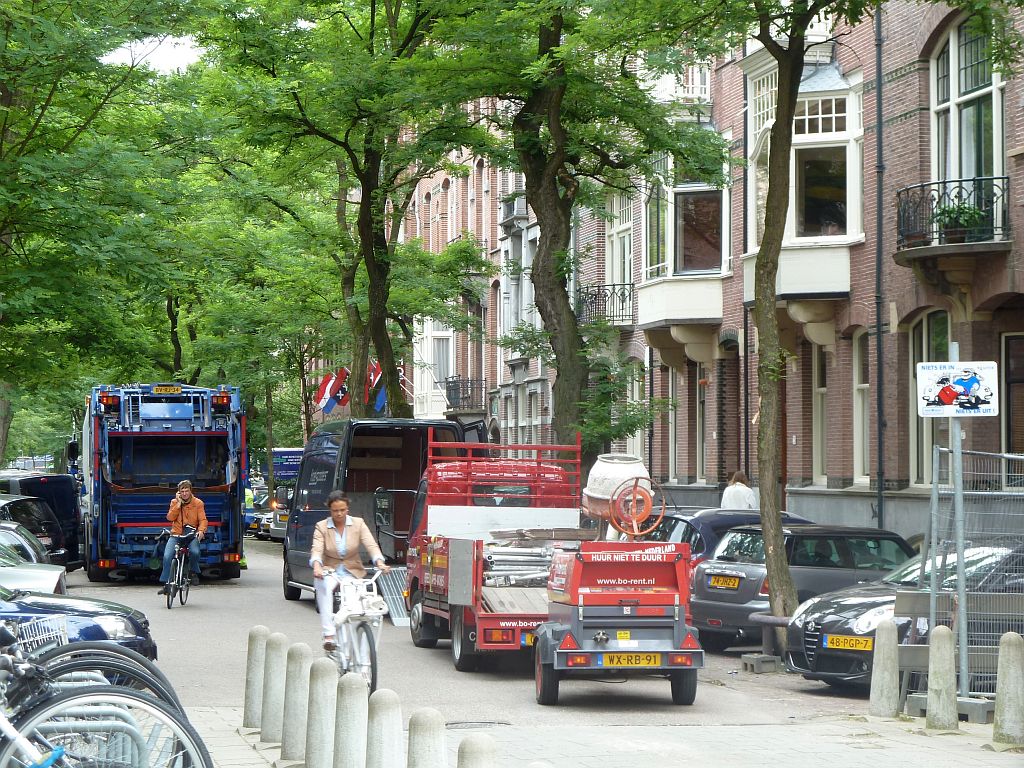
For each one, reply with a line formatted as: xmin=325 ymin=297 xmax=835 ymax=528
xmin=645 ymin=158 xmax=724 ymax=280
xmin=812 ymin=344 xmax=828 ymax=483
xmin=432 ymin=335 xmax=451 ymax=392
xmin=608 ymin=192 xmax=633 ymax=285
xmin=910 ymin=310 xmax=950 ymax=485
xmin=933 ymin=21 xmax=1002 ymax=182
xmin=853 ymin=330 xmax=871 ymax=481
xmin=750 ymin=73 xmax=863 ymax=245
xmin=695 ymin=363 xmax=707 ymax=482
xmin=625 ymin=361 xmax=645 ymax=461
xmin=668 ymin=368 xmax=679 ymax=482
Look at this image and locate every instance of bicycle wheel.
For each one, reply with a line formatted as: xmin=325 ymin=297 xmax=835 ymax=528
xmin=12 ymin=657 xmax=184 ymax=714
xmin=0 ymin=685 xmax=213 ymax=768
xmin=32 ymin=644 xmax=169 ymax=693
xmin=167 ymin=558 xmax=180 ymax=610
xmin=351 ymin=622 xmax=378 ymax=693
xmin=179 ymin=558 xmax=190 ymax=606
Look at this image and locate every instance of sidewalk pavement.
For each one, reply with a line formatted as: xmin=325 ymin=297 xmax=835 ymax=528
xmin=188 ymin=705 xmax=1023 ymax=768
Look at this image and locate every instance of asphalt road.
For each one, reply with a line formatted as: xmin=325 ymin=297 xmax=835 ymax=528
xmin=65 ymin=538 xmax=870 ymax=725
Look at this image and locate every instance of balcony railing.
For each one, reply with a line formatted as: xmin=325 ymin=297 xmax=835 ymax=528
xmin=896 ymin=176 xmax=1010 ymax=249
xmin=444 ymin=376 xmax=486 ymax=411
xmin=575 ymin=283 xmax=636 ymax=325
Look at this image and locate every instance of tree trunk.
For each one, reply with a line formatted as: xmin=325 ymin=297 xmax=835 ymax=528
xmin=334 ymin=162 xmax=371 ymax=419
xmin=753 ymin=33 xmax=806 ymax=638
xmin=297 ymin=349 xmax=311 ymax=440
xmin=265 ymin=384 xmax=276 ymax=496
xmin=0 ymin=381 xmax=13 ymax=462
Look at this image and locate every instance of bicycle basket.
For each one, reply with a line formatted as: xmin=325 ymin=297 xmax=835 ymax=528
xmin=13 ymin=615 xmax=68 ymax=652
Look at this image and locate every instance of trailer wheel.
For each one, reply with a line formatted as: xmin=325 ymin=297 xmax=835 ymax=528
xmin=282 ymin=556 xmax=301 ymax=601
xmin=409 ymin=591 xmax=438 ymax=648
xmin=534 ymin=647 xmax=559 ymax=705
xmin=450 ymin=607 xmax=478 ymax=672
xmin=670 ymin=669 xmax=697 ymax=705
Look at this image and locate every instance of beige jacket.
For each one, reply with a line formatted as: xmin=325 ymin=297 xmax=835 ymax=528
xmin=310 ymin=516 xmax=384 ymax=578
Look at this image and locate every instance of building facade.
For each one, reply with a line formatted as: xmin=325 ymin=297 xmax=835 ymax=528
xmin=403 ymin=3 xmax=1024 ymax=542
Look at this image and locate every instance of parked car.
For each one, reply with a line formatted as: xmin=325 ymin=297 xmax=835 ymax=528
xmin=0 ymin=585 xmax=158 ymax=659
xmin=0 ymin=521 xmax=51 ymax=564
xmin=0 ymin=470 xmax=83 ymax=570
xmin=269 ymin=486 xmax=294 ymax=542
xmin=785 ymin=543 xmax=1024 ymax=687
xmin=642 ymin=507 xmax=814 ymax=565
xmin=691 ymin=524 xmax=916 ymax=652
xmin=254 ymin=511 xmax=273 ymax=540
xmin=0 ymin=543 xmax=66 ymax=594
xmin=0 ymin=494 xmax=66 ymax=565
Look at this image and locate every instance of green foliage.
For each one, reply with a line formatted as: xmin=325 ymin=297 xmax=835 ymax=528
xmin=932 ymin=202 xmax=985 ymax=229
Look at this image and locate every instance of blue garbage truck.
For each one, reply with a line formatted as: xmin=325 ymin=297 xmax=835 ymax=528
xmin=81 ymin=383 xmax=248 ymax=581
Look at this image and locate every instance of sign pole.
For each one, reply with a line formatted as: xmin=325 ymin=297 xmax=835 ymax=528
xmin=948 ymin=342 xmax=969 ymax=697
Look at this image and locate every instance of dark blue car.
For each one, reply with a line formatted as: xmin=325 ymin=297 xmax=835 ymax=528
xmin=0 ymin=586 xmax=158 ymax=660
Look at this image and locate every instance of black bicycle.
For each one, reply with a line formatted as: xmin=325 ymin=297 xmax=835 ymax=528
xmin=161 ymin=526 xmax=198 ymax=610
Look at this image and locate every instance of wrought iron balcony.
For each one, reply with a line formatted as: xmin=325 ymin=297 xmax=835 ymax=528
xmin=896 ymin=176 xmax=1010 ymax=250
xmin=576 ymin=283 xmax=636 ymax=325
xmin=444 ymin=376 xmax=486 ymax=411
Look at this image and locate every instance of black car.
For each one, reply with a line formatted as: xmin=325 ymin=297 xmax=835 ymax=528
xmin=643 ymin=507 xmax=814 ymax=565
xmin=785 ymin=544 xmax=1024 ymax=687
xmin=0 ymin=494 xmax=66 ymax=565
xmin=0 ymin=585 xmax=158 ymax=659
xmin=0 ymin=471 xmax=82 ymax=570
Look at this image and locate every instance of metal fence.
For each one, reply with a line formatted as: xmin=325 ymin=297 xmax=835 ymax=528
xmin=916 ymin=447 xmax=1024 ymax=695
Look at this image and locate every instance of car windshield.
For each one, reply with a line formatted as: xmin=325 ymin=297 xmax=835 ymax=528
xmin=882 ymin=546 xmax=1014 ymax=588
xmin=713 ymin=530 xmax=766 ymax=564
xmin=0 ymin=543 xmax=25 ymax=565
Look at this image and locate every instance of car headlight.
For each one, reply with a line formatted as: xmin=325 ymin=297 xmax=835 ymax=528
xmin=94 ymin=615 xmax=139 ymax=640
xmin=790 ymin=597 xmax=820 ymax=626
xmin=852 ymin=604 xmax=894 ymax=635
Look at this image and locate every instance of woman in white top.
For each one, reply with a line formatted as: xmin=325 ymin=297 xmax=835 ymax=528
xmin=720 ymin=470 xmax=757 ymax=509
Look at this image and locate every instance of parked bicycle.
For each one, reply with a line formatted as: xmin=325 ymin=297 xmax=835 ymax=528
xmin=322 ymin=568 xmax=389 ymax=692
xmin=160 ymin=526 xmax=198 ymax=609
xmin=0 ymin=618 xmax=211 ymax=768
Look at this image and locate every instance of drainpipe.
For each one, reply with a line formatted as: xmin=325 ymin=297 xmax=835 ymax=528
xmin=648 ymin=346 xmax=655 ymax=474
xmin=874 ymin=4 xmax=886 ymax=529
xmin=743 ymin=306 xmax=750 ymax=478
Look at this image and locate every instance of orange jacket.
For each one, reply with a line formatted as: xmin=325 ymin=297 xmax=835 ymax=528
xmin=167 ymin=496 xmax=208 ymax=535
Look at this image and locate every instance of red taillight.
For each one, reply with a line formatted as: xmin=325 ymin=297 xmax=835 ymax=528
xmin=223 ymin=553 xmax=241 ymax=563
xmin=566 ymin=654 xmax=592 ymax=667
xmin=668 ymin=653 xmax=694 ymax=666
xmin=759 ymin=577 xmax=770 ymax=596
xmin=98 ymin=394 xmax=120 ymax=412
xmin=212 ymin=393 xmax=231 ymax=411
xmin=97 ymin=559 xmax=116 ymax=569
xmin=558 ymin=632 xmax=580 ymax=651
xmin=483 ymin=629 xmax=514 ymax=644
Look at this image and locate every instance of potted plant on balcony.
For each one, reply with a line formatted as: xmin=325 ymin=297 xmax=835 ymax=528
xmin=932 ymin=201 xmax=985 ymax=244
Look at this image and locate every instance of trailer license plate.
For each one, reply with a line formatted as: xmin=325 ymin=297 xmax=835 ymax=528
xmin=823 ymin=635 xmax=874 ymax=651
xmin=602 ymin=653 xmax=661 ymax=667
xmin=708 ymin=575 xmax=740 ymax=589
xmin=152 ymin=385 xmax=182 ymax=394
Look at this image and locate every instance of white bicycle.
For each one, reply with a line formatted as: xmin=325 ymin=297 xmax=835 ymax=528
xmin=322 ymin=569 xmax=389 ymax=692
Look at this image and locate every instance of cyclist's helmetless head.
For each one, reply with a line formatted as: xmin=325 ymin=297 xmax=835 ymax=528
xmin=327 ymin=490 xmax=349 ymax=526
xmin=177 ymin=480 xmax=193 ymax=502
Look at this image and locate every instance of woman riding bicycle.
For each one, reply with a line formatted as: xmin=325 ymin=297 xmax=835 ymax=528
xmin=311 ymin=491 xmax=390 ymax=651
xmin=158 ymin=480 xmax=207 ymax=595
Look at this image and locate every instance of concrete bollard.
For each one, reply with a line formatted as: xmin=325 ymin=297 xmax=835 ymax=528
xmin=334 ymin=673 xmax=369 ymax=768
xmin=260 ymin=632 xmax=290 ymax=743
xmin=243 ymin=625 xmax=270 ymax=728
xmin=304 ymin=658 xmax=338 ymax=768
xmin=993 ymin=631 xmax=1024 ymax=746
xmin=868 ymin=618 xmax=899 ymax=718
xmin=925 ymin=625 xmax=958 ymax=730
xmin=279 ymin=643 xmax=314 ymax=761
xmin=456 ymin=733 xmax=496 ymax=768
xmin=407 ymin=708 xmax=446 ymax=768
xmin=365 ymin=688 xmax=402 ymax=768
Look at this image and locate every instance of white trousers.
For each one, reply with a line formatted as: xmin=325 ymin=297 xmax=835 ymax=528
xmin=314 ymin=572 xmax=354 ymax=647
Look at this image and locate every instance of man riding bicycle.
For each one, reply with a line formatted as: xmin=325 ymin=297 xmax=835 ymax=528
xmin=157 ymin=480 xmax=207 ymax=595
xmin=311 ymin=491 xmax=391 ymax=651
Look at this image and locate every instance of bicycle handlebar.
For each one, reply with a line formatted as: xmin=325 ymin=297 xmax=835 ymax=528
xmin=320 ymin=567 xmax=384 ymax=585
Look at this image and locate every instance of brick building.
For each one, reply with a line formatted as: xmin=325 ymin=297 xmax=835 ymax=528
xmin=403 ymin=3 xmax=1023 ymax=542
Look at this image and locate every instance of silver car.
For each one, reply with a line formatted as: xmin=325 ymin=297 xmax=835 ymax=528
xmin=0 ymin=542 xmax=67 ymax=594
xmin=690 ymin=524 xmax=915 ymax=652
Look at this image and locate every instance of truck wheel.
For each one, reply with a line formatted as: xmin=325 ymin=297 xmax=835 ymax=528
xmin=670 ymin=669 xmax=697 ymax=705
xmin=450 ymin=607 xmax=478 ymax=672
xmin=409 ymin=591 xmax=437 ymax=648
xmin=534 ymin=647 xmax=559 ymax=705
xmin=282 ymin=558 xmax=301 ymax=601
xmin=86 ymin=564 xmax=108 ymax=583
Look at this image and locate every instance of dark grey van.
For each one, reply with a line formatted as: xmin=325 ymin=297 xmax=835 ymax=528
xmin=0 ymin=471 xmax=82 ymax=570
xmin=282 ymin=418 xmax=481 ymax=600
